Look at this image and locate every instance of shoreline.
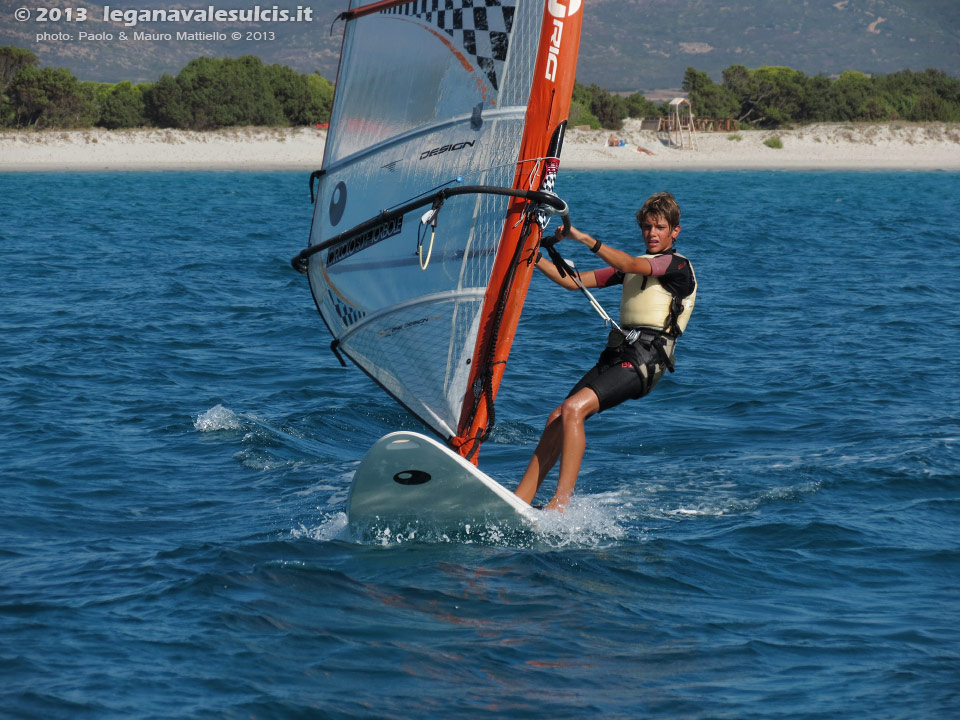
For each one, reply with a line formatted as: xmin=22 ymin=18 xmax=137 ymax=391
xmin=2 ymin=121 xmax=959 ymax=172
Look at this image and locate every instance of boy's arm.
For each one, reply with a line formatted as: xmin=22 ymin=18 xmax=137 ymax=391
xmin=534 ymin=251 xmax=599 ymax=289
xmin=559 ymin=225 xmax=654 ymax=276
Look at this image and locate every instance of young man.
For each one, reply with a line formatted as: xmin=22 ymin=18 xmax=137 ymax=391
xmin=515 ymin=191 xmax=697 ymax=511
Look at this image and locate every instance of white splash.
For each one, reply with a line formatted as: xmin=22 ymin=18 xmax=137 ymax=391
xmin=531 ymin=492 xmax=631 ymax=548
xmin=291 ymin=512 xmax=350 ymax=541
xmin=194 ymin=404 xmax=244 ymax=432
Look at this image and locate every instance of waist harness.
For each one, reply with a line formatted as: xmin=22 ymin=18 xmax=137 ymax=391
xmin=599 ymin=327 xmax=676 ymax=398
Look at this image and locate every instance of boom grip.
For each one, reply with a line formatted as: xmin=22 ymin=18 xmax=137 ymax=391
xmin=291 ymin=185 xmax=569 ymax=274
xmin=538 ymin=210 xmax=571 ymax=250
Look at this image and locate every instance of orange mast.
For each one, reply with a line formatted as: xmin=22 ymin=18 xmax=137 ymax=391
xmin=452 ymin=0 xmax=584 ymax=462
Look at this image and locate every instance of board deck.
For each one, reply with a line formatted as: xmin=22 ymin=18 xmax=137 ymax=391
xmin=347 ymin=431 xmax=540 ymax=532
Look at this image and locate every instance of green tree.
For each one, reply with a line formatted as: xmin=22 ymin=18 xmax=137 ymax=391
xmin=879 ymin=68 xmax=960 ymax=121
xmin=99 ymin=81 xmax=147 ymax=128
xmin=303 ymin=73 xmax=334 ymax=124
xmin=750 ymin=66 xmax=807 ymax=126
xmin=0 ymin=46 xmax=37 ymax=92
xmin=682 ymin=67 xmax=738 ymax=119
xmin=798 ymin=74 xmax=832 ymax=122
xmin=568 ymin=99 xmax=600 ymax=128
xmin=168 ymin=56 xmax=284 ymax=129
xmin=144 ymin=73 xmax=190 ymax=128
xmin=720 ymin=65 xmax=812 ymax=127
xmin=189 ymin=56 xmax=270 ymax=128
xmin=721 ymin=64 xmax=758 ymax=124
xmin=143 ymin=60 xmax=334 ymax=129
xmin=265 ymin=63 xmax=335 ymax=125
xmin=570 ymin=83 xmax=601 ymax=127
xmin=6 ymin=65 xmax=97 ymax=128
xmin=879 ymin=70 xmax=918 ymax=120
xmin=913 ymin=92 xmax=952 ymax=121
xmin=623 ymin=91 xmax=658 ymax=119
xmin=574 ymin=83 xmax=627 ymax=130
xmin=828 ymin=70 xmax=874 ymax=121
xmin=1 ymin=47 xmax=39 ymax=126
xmin=265 ymin=63 xmax=310 ymax=125
xmin=706 ymin=62 xmax=960 ymax=125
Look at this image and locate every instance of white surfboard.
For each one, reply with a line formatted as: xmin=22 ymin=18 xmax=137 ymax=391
xmin=347 ymin=431 xmax=540 ymax=533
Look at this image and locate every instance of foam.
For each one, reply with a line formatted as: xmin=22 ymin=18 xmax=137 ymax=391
xmin=193 ymin=404 xmax=244 ymax=432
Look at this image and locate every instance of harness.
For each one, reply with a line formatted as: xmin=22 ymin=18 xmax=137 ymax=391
xmin=601 ymin=326 xmax=676 ymax=398
xmin=539 ymin=238 xmax=691 ymax=393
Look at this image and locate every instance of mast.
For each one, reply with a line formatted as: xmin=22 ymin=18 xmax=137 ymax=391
xmin=452 ymin=0 xmax=584 ymax=462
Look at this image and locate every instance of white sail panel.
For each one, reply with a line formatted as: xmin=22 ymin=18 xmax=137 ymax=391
xmin=307 ymin=0 xmax=544 ymax=440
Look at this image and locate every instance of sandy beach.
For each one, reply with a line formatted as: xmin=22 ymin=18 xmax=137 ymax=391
xmin=1 ymin=120 xmax=959 ymax=171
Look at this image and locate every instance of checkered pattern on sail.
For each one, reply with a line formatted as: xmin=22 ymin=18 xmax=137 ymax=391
xmin=534 ymin=157 xmax=561 ymax=228
xmin=381 ymin=0 xmax=517 ymax=90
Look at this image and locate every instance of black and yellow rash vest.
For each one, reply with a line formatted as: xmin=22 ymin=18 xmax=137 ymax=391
xmin=586 ymin=248 xmax=696 ymax=393
xmin=594 ymin=249 xmax=697 ymax=339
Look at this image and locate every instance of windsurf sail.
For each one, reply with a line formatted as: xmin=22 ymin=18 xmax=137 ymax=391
xmin=293 ymin=0 xmax=583 ymax=462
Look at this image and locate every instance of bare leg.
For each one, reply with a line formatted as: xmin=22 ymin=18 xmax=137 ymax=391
xmin=515 ymin=387 xmax=600 ymax=510
xmin=514 ymin=404 xmax=563 ymax=504
xmin=545 ymin=388 xmax=599 ymax=511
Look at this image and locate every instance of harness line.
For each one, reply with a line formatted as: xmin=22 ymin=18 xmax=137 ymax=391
xmin=540 ymin=236 xmax=643 ymax=344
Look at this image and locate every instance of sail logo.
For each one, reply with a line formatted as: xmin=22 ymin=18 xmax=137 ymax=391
xmin=545 ymin=0 xmax=579 ymax=82
xmin=420 ymin=141 xmax=475 ymax=161
xmin=327 ymin=216 xmax=403 ymax=266
xmin=547 ymin=0 xmax=580 ymax=18
xmin=329 ymin=181 xmax=347 ymax=226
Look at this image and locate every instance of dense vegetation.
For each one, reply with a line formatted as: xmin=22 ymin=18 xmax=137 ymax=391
xmin=568 ymin=82 xmax=660 ymax=131
xmin=572 ymin=65 xmax=960 ymax=130
xmin=0 ymin=47 xmax=333 ymax=130
xmin=683 ymin=65 xmax=960 ymax=127
xmin=2 ymin=46 xmax=958 ymax=132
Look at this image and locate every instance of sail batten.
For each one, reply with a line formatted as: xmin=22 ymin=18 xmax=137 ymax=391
xmin=320 ymin=106 xmax=530 ymax=178
xmin=302 ymin=0 xmax=583 ymax=459
xmin=338 ymin=289 xmax=487 ymax=345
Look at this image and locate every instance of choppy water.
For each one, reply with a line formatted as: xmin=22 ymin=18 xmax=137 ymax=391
xmin=1 ymin=169 xmax=958 ymax=719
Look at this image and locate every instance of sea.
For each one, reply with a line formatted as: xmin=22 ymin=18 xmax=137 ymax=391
xmin=1 ymin=168 xmax=958 ymax=719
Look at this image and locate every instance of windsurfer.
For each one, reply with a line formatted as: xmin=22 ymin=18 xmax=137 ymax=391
xmin=515 ymin=192 xmax=697 ymax=511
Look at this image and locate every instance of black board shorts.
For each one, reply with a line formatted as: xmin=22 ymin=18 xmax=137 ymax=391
xmin=567 ymin=344 xmax=664 ymax=413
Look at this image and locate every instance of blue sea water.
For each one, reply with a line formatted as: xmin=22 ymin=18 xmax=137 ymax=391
xmin=1 ymin=168 xmax=958 ymax=719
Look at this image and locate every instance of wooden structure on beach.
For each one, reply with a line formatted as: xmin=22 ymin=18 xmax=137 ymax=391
xmin=694 ymin=117 xmax=739 ymax=132
xmin=665 ymin=98 xmax=698 ymax=150
xmin=644 ymin=116 xmax=738 ymax=133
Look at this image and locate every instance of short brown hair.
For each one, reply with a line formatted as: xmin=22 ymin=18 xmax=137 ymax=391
xmin=636 ymin=191 xmax=681 ymax=230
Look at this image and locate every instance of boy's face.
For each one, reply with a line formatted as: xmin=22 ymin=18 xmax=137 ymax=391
xmin=640 ymin=213 xmax=680 ymax=254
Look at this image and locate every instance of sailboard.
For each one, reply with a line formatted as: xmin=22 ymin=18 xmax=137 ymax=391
xmin=348 ymin=431 xmax=541 ymax=531
xmin=292 ymin=0 xmax=584 ymax=532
